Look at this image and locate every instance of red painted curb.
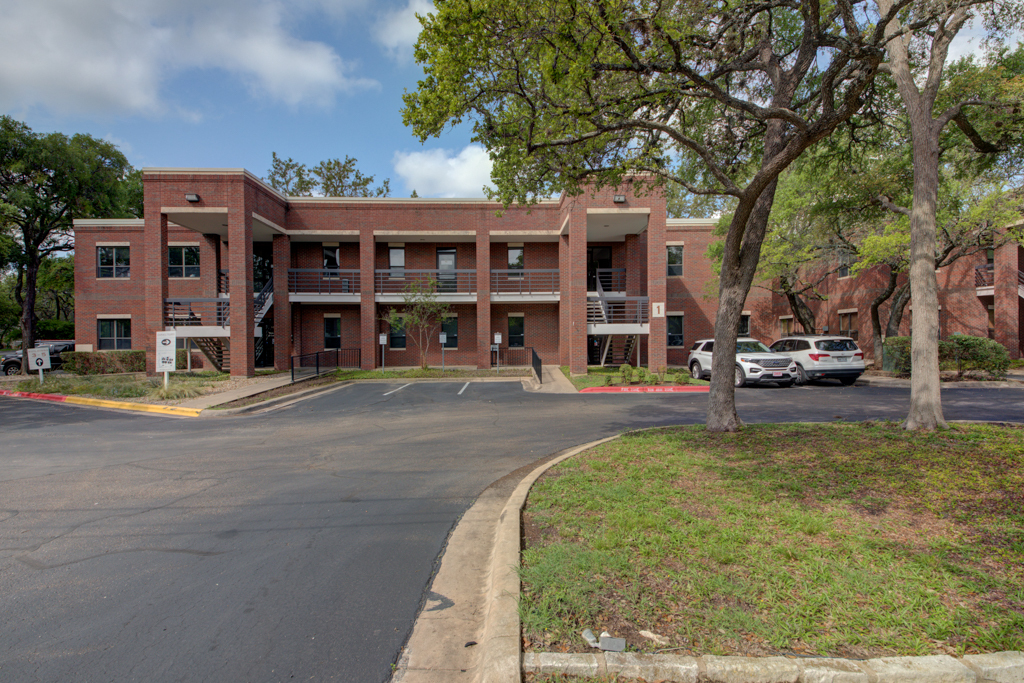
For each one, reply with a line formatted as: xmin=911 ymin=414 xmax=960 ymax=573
xmin=579 ymin=385 xmax=710 ymax=393
xmin=0 ymin=389 xmax=68 ymax=402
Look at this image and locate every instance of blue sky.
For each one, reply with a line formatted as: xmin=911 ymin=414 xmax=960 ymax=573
xmin=0 ymin=0 xmax=493 ymax=198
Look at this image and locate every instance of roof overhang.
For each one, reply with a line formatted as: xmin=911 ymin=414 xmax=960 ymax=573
xmin=586 ymin=208 xmax=649 ymax=242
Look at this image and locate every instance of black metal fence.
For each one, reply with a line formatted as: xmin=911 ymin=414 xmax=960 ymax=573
xmin=492 ymin=346 xmax=534 ymax=368
xmin=531 ymin=347 xmax=543 ymax=384
xmin=290 ymin=348 xmax=361 ymax=382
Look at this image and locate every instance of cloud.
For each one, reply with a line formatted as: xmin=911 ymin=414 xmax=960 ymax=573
xmin=0 ymin=0 xmax=377 ymax=116
xmin=373 ymin=0 xmax=433 ymax=62
xmin=393 ymin=145 xmax=493 ymax=198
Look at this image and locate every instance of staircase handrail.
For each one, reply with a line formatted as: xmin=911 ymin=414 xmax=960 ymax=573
xmin=254 ymin=277 xmax=274 ymax=316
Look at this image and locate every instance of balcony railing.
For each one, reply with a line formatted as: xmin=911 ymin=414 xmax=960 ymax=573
xmin=165 ymin=298 xmax=230 ymax=327
xmin=375 ymin=269 xmax=476 ymax=295
xmin=289 ymin=269 xmax=361 ymax=295
xmin=218 ymin=269 xmax=229 ymax=296
xmin=491 ymin=269 xmax=559 ymax=294
xmin=587 ymin=296 xmax=650 ymax=324
xmin=975 ymin=265 xmax=994 ymax=287
xmin=597 ymin=268 xmax=626 ymax=291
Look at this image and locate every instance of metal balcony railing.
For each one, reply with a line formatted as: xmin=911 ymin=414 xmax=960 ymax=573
xmin=289 ymin=269 xmax=361 ymax=295
xmin=596 ymin=268 xmax=626 ymax=291
xmin=165 ymin=298 xmax=230 ymax=327
xmin=586 ymin=296 xmax=650 ymax=324
xmin=375 ymin=269 xmax=476 ymax=294
xmin=490 ymin=269 xmax=559 ymax=294
xmin=218 ymin=269 xmax=229 ymax=296
xmin=975 ymin=265 xmax=994 ymax=287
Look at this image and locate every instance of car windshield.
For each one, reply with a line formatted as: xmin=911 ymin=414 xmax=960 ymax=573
xmin=816 ymin=339 xmax=858 ymax=351
xmin=736 ymin=341 xmax=772 ymax=353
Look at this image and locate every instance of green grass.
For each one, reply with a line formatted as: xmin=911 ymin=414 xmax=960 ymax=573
xmin=335 ymin=367 xmax=531 ymax=380
xmin=560 ymin=366 xmax=710 ymax=391
xmin=521 ymin=423 xmax=1024 ymax=659
xmin=15 ymin=371 xmax=231 ymax=401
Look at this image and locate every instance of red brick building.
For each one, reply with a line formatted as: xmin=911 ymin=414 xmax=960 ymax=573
xmin=72 ymin=168 xmax=1021 ymax=378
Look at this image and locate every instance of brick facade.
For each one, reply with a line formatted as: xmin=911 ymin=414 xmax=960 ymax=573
xmin=73 ymin=168 xmax=1023 ymax=378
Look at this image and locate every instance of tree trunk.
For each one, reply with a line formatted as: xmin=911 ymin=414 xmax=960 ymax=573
xmin=885 ymin=282 xmax=911 ymax=338
xmin=786 ymin=289 xmax=816 ymax=334
xmin=19 ymin=257 xmax=40 ymax=375
xmin=870 ymin=267 xmax=898 ymax=365
xmin=904 ymin=128 xmax=946 ymax=429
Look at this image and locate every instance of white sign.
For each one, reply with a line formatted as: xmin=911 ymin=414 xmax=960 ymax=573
xmin=651 ymin=302 xmax=665 ymax=318
xmin=493 ymin=333 xmax=502 ymax=344
xmin=27 ymin=347 xmax=51 ymax=370
xmin=156 ymin=331 xmax=177 ymax=371
xmin=379 ymin=333 xmax=388 ymax=345
xmin=439 ymin=332 xmax=447 ymax=344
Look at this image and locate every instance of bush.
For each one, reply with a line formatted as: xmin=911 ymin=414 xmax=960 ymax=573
xmin=61 ymin=351 xmax=146 ymax=375
xmin=36 ymin=319 xmax=75 ymax=340
xmin=620 ymin=363 xmax=633 ymax=384
xmin=635 ymin=365 xmax=648 ymax=383
xmin=882 ymin=336 xmax=913 ymax=375
xmin=645 ymin=372 xmax=660 ymax=385
xmin=940 ymin=334 xmax=1010 ymax=378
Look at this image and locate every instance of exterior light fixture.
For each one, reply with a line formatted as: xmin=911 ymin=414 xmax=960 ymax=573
xmin=185 ymin=193 xmax=201 ymax=203
xmin=613 ymin=195 xmax=626 ymax=203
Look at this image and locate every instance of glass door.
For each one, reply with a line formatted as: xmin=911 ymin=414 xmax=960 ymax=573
xmin=437 ymin=248 xmax=457 ymax=292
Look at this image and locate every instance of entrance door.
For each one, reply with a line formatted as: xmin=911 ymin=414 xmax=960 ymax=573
xmin=437 ymin=248 xmax=457 ymax=292
xmin=587 ymin=247 xmax=612 ymax=291
xmin=587 ymin=335 xmax=604 ymax=365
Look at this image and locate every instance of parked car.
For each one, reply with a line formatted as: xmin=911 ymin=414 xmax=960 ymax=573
xmin=768 ymin=335 xmax=865 ymax=385
xmin=2 ymin=341 xmax=76 ymax=375
xmin=687 ymin=337 xmax=798 ymax=387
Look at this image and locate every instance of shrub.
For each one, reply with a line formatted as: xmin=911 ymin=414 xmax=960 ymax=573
xmin=645 ymin=372 xmax=660 ymax=385
xmin=635 ymin=365 xmax=648 ymax=383
xmin=657 ymin=365 xmax=667 ymax=382
xmin=36 ymin=319 xmax=75 ymax=340
xmin=620 ymin=363 xmax=633 ymax=384
xmin=61 ymin=351 xmax=146 ymax=375
xmin=940 ymin=334 xmax=1010 ymax=378
xmin=882 ymin=336 xmax=913 ymax=375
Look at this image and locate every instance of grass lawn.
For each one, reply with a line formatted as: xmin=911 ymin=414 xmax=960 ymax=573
xmin=560 ymin=366 xmax=710 ymax=392
xmin=521 ymin=423 xmax=1024 ymax=660
xmin=14 ymin=371 xmax=230 ymax=401
xmin=335 ymin=367 xmax=531 ymax=380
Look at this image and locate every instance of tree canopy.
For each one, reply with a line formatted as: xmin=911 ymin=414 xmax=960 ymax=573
xmin=265 ymin=152 xmax=391 ymax=197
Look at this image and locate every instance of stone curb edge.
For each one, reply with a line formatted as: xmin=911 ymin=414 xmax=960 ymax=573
xmin=522 ymin=651 xmax=1024 ymax=682
xmin=479 ymin=435 xmax=622 ymax=683
xmin=580 ymin=386 xmax=710 ymax=393
xmin=0 ymin=389 xmax=202 ymax=417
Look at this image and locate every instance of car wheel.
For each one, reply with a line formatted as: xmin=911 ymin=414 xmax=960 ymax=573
xmin=734 ymin=366 xmax=746 ymax=388
xmin=4 ymin=364 xmax=19 ymax=376
xmin=839 ymin=377 xmax=856 ymax=386
xmin=777 ymin=380 xmax=794 ymax=388
xmin=795 ymin=364 xmax=808 ymax=385
xmin=690 ymin=361 xmax=703 ymax=380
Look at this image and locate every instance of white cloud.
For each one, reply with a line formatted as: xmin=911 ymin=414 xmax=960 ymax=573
xmin=0 ymin=0 xmax=377 ymax=116
xmin=373 ymin=0 xmax=433 ymax=62
xmin=393 ymin=145 xmax=493 ymax=198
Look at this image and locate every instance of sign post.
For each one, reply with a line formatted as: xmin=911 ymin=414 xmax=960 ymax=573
xmin=493 ymin=332 xmax=502 ymax=372
xmin=156 ymin=331 xmax=177 ymax=390
xmin=379 ymin=333 xmax=388 ymax=372
xmin=439 ymin=332 xmax=447 ymax=371
xmin=27 ymin=347 xmax=50 ymax=385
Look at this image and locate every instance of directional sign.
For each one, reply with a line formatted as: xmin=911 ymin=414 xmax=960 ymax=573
xmin=156 ymin=331 xmax=177 ymax=371
xmin=27 ymin=347 xmax=51 ymax=370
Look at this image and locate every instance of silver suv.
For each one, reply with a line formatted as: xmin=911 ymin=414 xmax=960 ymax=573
xmin=688 ymin=338 xmax=798 ymax=387
xmin=768 ymin=335 xmax=865 ymax=385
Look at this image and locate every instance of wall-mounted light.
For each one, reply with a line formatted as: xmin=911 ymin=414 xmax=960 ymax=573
xmin=613 ymin=195 xmax=626 ymax=203
xmin=185 ymin=193 xmax=201 ymax=203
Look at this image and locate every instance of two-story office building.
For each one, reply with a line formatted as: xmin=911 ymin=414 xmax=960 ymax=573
xmin=73 ymin=168 xmax=1021 ymax=378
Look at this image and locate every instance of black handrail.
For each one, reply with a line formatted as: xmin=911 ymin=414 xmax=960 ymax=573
xmin=531 ymin=348 xmax=543 ymax=384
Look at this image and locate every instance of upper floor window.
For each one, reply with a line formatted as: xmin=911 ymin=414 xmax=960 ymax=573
xmin=508 ymin=246 xmax=524 ymax=275
xmin=323 ymin=246 xmax=340 ymax=270
xmin=168 ymin=246 xmax=200 ymax=278
xmin=389 ymin=247 xmax=405 ymax=278
xmin=667 ymin=246 xmax=684 ymax=277
xmin=97 ymin=246 xmax=130 ymax=278
xmin=837 ymin=252 xmax=853 ymax=279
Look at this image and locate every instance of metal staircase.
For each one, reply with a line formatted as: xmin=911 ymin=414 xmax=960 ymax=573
xmin=191 ymin=278 xmax=274 ymax=373
xmin=600 ymin=334 xmax=639 ymax=367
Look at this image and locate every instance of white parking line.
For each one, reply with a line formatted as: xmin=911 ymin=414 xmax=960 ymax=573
xmin=458 ymin=382 xmax=470 ymax=395
xmin=383 ymin=383 xmax=411 ymax=396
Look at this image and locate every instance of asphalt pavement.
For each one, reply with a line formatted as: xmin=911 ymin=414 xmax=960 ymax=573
xmin=1 ymin=381 xmax=1021 ymax=683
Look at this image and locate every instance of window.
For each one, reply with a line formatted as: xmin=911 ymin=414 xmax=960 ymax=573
xmin=324 ymin=317 xmax=341 ymax=349
xmin=389 ymin=247 xmax=405 ymax=278
xmin=97 ymin=246 xmax=130 ymax=278
xmin=780 ymin=317 xmax=794 ymax=337
xmin=323 ymin=246 xmax=340 ymax=270
xmin=838 ymin=252 xmax=853 ymax=279
xmin=667 ymin=246 xmax=684 ymax=277
xmin=98 ymin=319 xmax=131 ymax=350
xmin=508 ymin=316 xmax=524 ymax=348
xmin=738 ymin=314 xmax=750 ymax=337
xmin=442 ymin=317 xmax=458 ymax=348
xmin=437 ymin=248 xmax=457 ymax=292
xmin=508 ymin=247 xmax=524 ymax=277
xmin=667 ymin=315 xmax=684 ymax=347
xmin=168 ymin=246 xmax=200 ymax=278
xmin=839 ymin=311 xmax=858 ymax=340
xmin=389 ymin=317 xmax=406 ymax=349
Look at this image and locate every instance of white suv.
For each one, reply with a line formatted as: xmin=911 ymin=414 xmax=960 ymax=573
xmin=687 ymin=338 xmax=798 ymax=387
xmin=768 ymin=335 xmax=865 ymax=385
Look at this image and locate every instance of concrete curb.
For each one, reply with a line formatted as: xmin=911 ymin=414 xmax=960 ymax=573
xmin=580 ymin=385 xmax=710 ymax=394
xmin=200 ymin=381 xmax=354 ymax=416
xmin=0 ymin=389 xmax=203 ymax=417
xmin=856 ymin=376 xmax=1024 ymax=389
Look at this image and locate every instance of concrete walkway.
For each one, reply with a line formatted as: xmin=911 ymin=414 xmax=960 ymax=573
xmin=524 ymin=365 xmax=577 ymax=394
xmin=177 ymin=372 xmax=295 ymax=410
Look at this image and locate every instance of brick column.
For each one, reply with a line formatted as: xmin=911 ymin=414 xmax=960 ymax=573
xmin=359 ymin=228 xmax=377 ymax=369
xmin=559 ymin=232 xmax=572 ymax=367
xmin=646 ymin=202 xmax=667 ymax=372
xmin=994 ymin=243 xmax=1021 ymax=358
xmin=273 ymin=233 xmax=292 ymax=371
xmin=143 ymin=212 xmax=169 ymax=375
xmin=568 ymin=206 xmax=588 ymax=375
xmin=228 ymin=202 xmax=255 ymax=378
xmin=476 ymin=230 xmax=492 ymax=369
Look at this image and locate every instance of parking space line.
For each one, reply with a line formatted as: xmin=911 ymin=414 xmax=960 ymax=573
xmin=383 ymin=383 xmax=412 ymax=396
xmin=458 ymin=382 xmax=469 ymax=396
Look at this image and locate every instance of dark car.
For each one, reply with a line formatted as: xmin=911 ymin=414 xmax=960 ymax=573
xmin=2 ymin=341 xmax=76 ymax=375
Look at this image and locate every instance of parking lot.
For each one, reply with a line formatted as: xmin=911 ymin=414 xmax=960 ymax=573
xmin=1 ymin=381 xmax=1022 ymax=683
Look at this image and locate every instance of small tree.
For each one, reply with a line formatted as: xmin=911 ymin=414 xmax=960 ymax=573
xmin=381 ymin=278 xmax=452 ymax=369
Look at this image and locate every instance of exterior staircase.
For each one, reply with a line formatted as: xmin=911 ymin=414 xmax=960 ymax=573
xmin=599 ymin=334 xmax=639 ymax=367
xmin=193 ymin=337 xmax=231 ymax=372
xmin=190 ymin=278 xmax=274 ymax=373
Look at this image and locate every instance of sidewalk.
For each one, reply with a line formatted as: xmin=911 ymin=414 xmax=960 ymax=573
xmin=176 ymin=372 xmax=295 ymax=410
xmin=523 ymin=365 xmax=576 ymax=394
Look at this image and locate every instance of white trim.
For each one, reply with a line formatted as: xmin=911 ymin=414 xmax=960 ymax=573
xmin=492 ymin=230 xmax=561 ymax=236
xmin=586 ymin=207 xmax=650 ymax=215
xmin=322 ymin=242 xmax=340 ymax=247
xmin=324 ymin=313 xmax=341 ymax=319
xmin=75 ymin=344 xmax=94 ymax=352
xmin=667 ymin=312 xmax=685 ymax=318
xmin=508 ymin=312 xmax=525 ymax=317
xmin=96 ymin=241 xmax=130 ymax=247
xmin=666 ymin=218 xmax=716 ymax=226
xmin=666 ymin=240 xmax=686 ymax=246
xmin=388 ymin=242 xmax=405 ymax=248
xmin=741 ymin=310 xmax=751 ymax=316
xmin=837 ymin=308 xmax=858 ymax=315
xmin=97 ymin=313 xmax=131 ymax=319
xmin=559 ymin=215 xmax=570 ymax=235
xmin=168 ymin=277 xmax=202 ymax=281
xmin=161 ymin=206 xmax=228 ymax=215
xmin=508 ymin=242 xmax=524 ymax=248
xmin=376 ymin=230 xmax=474 ymax=236
xmin=289 ymin=230 xmax=360 ymax=236
xmin=252 ymin=211 xmax=287 ymax=235
xmin=74 ymin=219 xmax=144 ymax=227
xmin=443 ymin=312 xmax=459 ymax=318
xmin=779 ymin=314 xmax=793 ymax=320
xmin=169 ymin=241 xmax=200 ymax=247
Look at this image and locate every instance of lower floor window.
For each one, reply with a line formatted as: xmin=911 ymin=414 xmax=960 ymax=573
xmin=390 ymin=318 xmax=406 ymax=349
xmin=325 ymin=317 xmax=341 ymax=349
xmin=738 ymin=314 xmax=750 ymax=337
xmin=667 ymin=315 xmax=684 ymax=347
xmin=508 ymin=316 xmax=524 ymax=348
xmin=98 ymin=319 xmax=131 ymax=350
xmin=442 ymin=317 xmax=458 ymax=348
xmin=839 ymin=311 xmax=858 ymax=340
xmin=780 ymin=317 xmax=794 ymax=337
